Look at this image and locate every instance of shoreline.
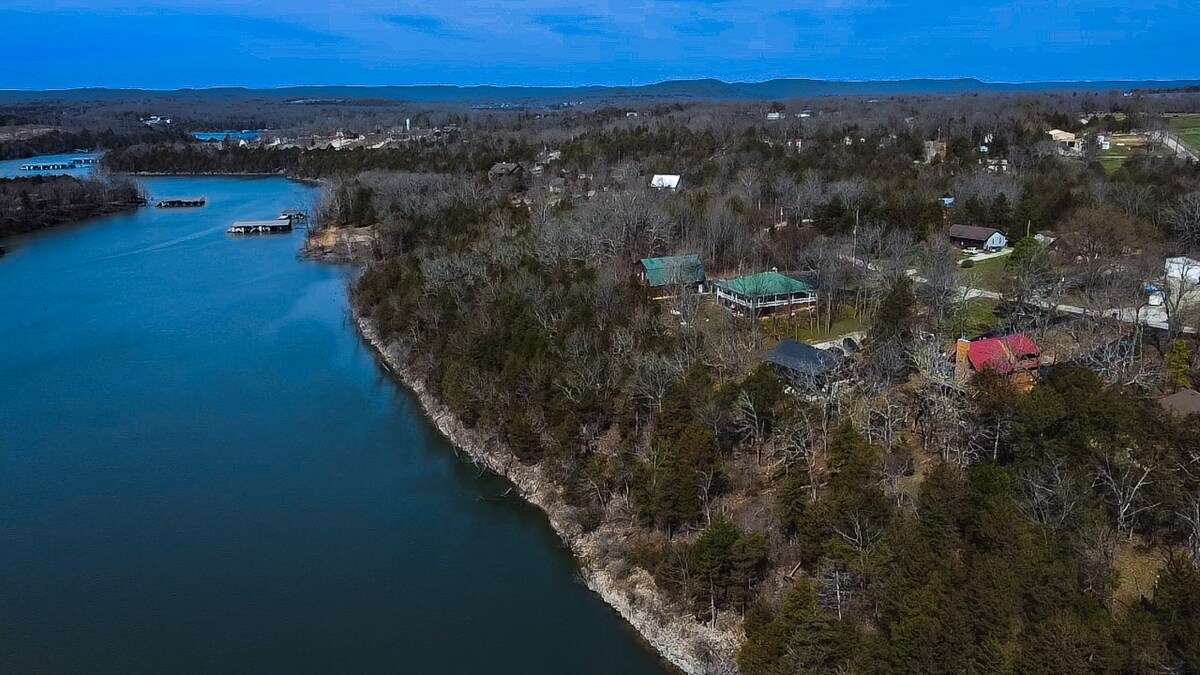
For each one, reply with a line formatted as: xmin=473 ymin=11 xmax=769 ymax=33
xmin=352 ymin=313 xmax=742 ymax=675
xmin=0 ymin=200 xmax=143 ymax=242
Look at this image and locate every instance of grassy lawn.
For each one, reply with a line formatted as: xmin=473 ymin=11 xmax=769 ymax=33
xmin=762 ymin=306 xmax=863 ymax=345
xmin=961 ymin=255 xmax=1008 ymax=291
xmin=962 ymin=298 xmax=1001 ymax=338
xmin=1098 ymin=147 xmax=1133 ymax=174
xmin=1169 ymin=113 xmax=1200 ymax=154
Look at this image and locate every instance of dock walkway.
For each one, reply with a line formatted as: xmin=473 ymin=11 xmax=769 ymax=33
xmin=228 ymin=220 xmax=293 ymax=234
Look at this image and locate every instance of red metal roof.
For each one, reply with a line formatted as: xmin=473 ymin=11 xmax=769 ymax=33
xmin=967 ymin=334 xmax=1040 ymax=374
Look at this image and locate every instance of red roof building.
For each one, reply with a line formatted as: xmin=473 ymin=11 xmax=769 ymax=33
xmin=966 ymin=334 xmax=1040 ymax=375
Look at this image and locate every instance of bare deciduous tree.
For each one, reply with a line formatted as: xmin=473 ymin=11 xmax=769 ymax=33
xmin=1020 ymin=456 xmax=1087 ymax=531
xmin=1095 ymin=458 xmax=1157 ymax=541
xmin=1166 ymin=191 xmax=1200 ymax=253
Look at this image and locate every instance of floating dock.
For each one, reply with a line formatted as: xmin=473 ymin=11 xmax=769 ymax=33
xmin=156 ymin=197 xmax=206 ymax=208
xmin=18 ymin=157 xmax=97 ymax=171
xmin=228 ymin=220 xmax=293 ymax=234
xmin=20 ymin=162 xmax=74 ymax=171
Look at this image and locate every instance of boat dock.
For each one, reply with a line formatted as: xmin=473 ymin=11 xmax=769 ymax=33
xmin=228 ymin=220 xmax=293 ymax=234
xmin=19 ymin=157 xmax=98 ymax=171
xmin=156 ymin=197 xmax=206 ymax=208
xmin=20 ymin=161 xmax=74 ymax=171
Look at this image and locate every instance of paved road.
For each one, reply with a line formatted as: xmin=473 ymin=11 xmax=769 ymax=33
xmin=843 ymin=253 xmax=1195 ymax=334
xmin=1152 ymin=130 xmax=1199 ymax=163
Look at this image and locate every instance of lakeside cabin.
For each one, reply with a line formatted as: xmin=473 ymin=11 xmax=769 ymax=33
xmin=227 ymin=220 xmax=293 ymax=234
xmin=637 ymin=255 xmax=706 ymax=298
xmin=714 ymin=271 xmax=817 ymax=316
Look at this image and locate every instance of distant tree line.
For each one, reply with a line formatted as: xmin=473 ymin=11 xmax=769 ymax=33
xmin=102 ymin=140 xmax=537 ymax=178
xmin=0 ymin=126 xmax=187 ymax=160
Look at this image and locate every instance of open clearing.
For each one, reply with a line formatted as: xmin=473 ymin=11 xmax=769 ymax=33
xmin=1168 ymin=113 xmax=1200 ymax=154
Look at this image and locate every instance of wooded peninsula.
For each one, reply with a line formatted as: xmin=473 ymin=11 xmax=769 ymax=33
xmin=5 ymin=85 xmax=1200 ymax=674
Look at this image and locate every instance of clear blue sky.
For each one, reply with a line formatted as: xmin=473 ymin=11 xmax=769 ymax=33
xmin=2 ymin=0 xmax=1196 ymax=89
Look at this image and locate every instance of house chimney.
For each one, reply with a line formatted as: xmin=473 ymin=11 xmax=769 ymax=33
xmin=955 ymin=338 xmax=971 ymax=381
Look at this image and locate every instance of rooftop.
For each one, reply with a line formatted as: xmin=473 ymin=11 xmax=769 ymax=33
xmin=948 ymin=223 xmax=1003 ymax=242
xmin=721 ymin=271 xmax=813 ymax=298
xmin=763 ymin=339 xmax=840 ymax=376
xmin=967 ymin=334 xmax=1039 ymax=375
xmin=639 ymin=254 xmax=705 ymax=287
xmin=650 ymin=174 xmax=681 ymax=189
xmin=1159 ymin=388 xmax=1200 ymax=416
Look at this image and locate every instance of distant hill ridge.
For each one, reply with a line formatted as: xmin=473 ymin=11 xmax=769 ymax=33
xmin=4 ymin=77 xmax=1200 ymax=103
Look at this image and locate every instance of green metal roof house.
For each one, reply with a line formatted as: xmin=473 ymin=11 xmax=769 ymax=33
xmin=638 ymin=255 xmax=706 ymax=292
xmin=715 ymin=271 xmax=817 ymax=315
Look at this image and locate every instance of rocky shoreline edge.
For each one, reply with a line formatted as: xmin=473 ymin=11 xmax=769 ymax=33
xmin=353 ymin=314 xmax=742 ymax=675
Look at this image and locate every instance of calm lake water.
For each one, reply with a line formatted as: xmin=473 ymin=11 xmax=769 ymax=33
xmin=0 ymin=176 xmax=670 ymax=674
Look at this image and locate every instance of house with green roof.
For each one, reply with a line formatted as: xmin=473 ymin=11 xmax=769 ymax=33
xmin=637 ymin=255 xmax=706 ymax=297
xmin=714 ymin=271 xmax=816 ymax=315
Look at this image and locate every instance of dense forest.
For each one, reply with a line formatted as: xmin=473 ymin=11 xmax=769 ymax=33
xmin=340 ymin=132 xmax=1200 ymax=671
xmin=0 ymin=176 xmax=145 ymax=238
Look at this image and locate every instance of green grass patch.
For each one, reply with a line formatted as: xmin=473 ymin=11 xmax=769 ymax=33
xmin=1169 ymin=114 xmax=1200 ymax=154
xmin=961 ymin=255 xmax=1009 ymax=291
xmin=1099 ymin=148 xmax=1133 ymax=174
xmin=939 ymin=297 xmax=1001 ymax=340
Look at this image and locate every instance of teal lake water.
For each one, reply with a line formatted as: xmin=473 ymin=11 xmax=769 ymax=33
xmin=0 ymin=177 xmax=670 ymax=674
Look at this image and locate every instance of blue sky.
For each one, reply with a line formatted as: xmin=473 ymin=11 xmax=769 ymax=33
xmin=2 ymin=0 xmax=1196 ymax=89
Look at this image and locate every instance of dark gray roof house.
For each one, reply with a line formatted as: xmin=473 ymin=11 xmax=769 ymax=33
xmin=1159 ymin=389 xmax=1200 ymax=417
xmin=763 ymin=339 xmax=840 ymax=378
xmin=947 ymin=224 xmax=1007 ymax=250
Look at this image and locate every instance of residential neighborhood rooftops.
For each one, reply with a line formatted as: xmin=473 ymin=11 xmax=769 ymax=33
xmin=967 ymin=334 xmax=1040 ymax=374
xmin=719 ymin=271 xmax=812 ymax=298
xmin=1159 ymin=388 xmax=1200 ymax=416
xmin=763 ymin=339 xmax=840 ymax=377
xmin=638 ymin=255 xmax=705 ymax=287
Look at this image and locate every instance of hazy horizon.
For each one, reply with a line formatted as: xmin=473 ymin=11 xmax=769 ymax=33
xmin=5 ymin=75 xmax=1200 ymax=95
xmin=3 ymin=0 xmax=1198 ymax=90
